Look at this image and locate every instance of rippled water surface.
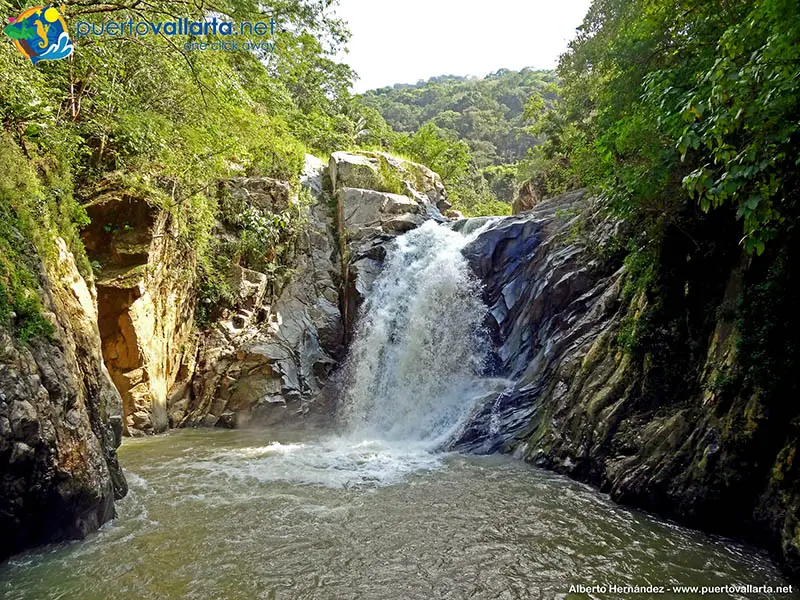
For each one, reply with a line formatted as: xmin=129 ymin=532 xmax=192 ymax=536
xmin=0 ymin=428 xmax=795 ymax=600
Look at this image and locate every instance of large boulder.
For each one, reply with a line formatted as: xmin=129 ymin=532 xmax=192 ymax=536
xmin=330 ymin=150 xmax=450 ymax=212
xmin=328 ymin=151 xmax=450 ymax=335
xmin=336 ymin=188 xmax=426 ymax=239
xmin=0 ymin=237 xmax=127 ymax=560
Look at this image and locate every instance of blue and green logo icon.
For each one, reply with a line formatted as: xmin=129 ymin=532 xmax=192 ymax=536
xmin=3 ymin=5 xmax=73 ymax=65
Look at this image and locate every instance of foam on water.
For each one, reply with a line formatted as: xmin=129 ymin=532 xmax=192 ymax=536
xmin=2 ymin=430 xmax=790 ymax=600
xmin=172 ymin=438 xmax=445 ymax=489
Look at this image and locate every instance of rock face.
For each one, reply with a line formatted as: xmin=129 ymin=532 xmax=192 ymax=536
xmin=174 ymin=157 xmax=345 ymax=427
xmin=330 ymin=150 xmax=450 ymax=213
xmin=454 ymin=188 xmax=618 ymax=452
xmin=455 ymin=189 xmax=800 ymax=578
xmin=170 ymin=152 xmax=444 ymax=428
xmin=0 ymin=238 xmax=127 ymax=560
xmin=58 ymin=151 xmax=451 ymax=437
xmin=82 ymin=195 xmax=196 ymax=435
xmin=330 ymin=151 xmax=447 ymax=336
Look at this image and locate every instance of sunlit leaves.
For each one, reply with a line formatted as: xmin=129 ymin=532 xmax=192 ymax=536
xmin=533 ymin=0 xmax=799 ymax=254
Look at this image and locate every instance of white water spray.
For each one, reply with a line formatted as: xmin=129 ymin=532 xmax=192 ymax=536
xmin=170 ymin=220 xmax=497 ymax=490
xmin=341 ymin=220 xmax=492 ymax=446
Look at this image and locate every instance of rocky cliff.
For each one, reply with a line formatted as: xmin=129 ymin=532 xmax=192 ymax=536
xmin=5 ymin=146 xmax=796 ymax=579
xmin=0 ymin=149 xmax=447 ymax=560
xmin=0 ymin=237 xmax=127 ymax=561
xmin=82 ymin=190 xmax=197 ymax=436
xmin=331 ymin=150 xmax=449 ymax=335
xmin=168 ymin=151 xmax=447 ymax=428
xmin=454 ymin=190 xmax=800 ymax=578
xmin=173 ymin=158 xmax=344 ymax=428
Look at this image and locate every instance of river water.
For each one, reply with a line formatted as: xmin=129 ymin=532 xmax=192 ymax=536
xmin=0 ymin=222 xmax=795 ymax=599
xmin=0 ymin=428 xmax=794 ymax=600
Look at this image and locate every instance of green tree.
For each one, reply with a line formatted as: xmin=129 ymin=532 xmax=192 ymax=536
xmin=522 ymin=0 xmax=800 ymax=254
xmin=0 ymin=0 xmax=374 ymax=338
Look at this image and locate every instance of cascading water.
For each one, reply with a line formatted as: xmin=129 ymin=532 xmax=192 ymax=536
xmin=110 ymin=219 xmax=497 ymax=491
xmin=98 ymin=219 xmax=497 ymax=492
xmin=341 ymin=220 xmax=492 ymax=446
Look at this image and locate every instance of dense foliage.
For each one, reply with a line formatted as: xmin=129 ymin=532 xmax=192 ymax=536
xmin=0 ymin=0 xmax=382 ymax=336
xmin=526 ymin=0 xmax=800 ymax=422
xmin=359 ymin=70 xmax=558 ymax=213
xmin=361 ymin=70 xmax=557 ymax=167
xmin=526 ymin=0 xmax=800 ymax=255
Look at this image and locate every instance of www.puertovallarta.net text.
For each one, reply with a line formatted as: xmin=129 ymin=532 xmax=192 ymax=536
xmin=568 ymin=583 xmax=794 ymax=596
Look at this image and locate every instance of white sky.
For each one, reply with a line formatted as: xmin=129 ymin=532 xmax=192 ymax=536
xmin=335 ymin=0 xmax=593 ymax=93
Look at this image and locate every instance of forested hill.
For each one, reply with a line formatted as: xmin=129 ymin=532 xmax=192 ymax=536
xmin=357 ymin=70 xmax=556 ymax=208
xmin=359 ymin=70 xmax=556 ymax=168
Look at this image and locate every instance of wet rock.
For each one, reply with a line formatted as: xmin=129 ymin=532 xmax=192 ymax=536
xmin=0 ymin=237 xmax=126 ymax=561
xmin=383 ymin=214 xmax=426 ymax=233
xmin=454 ymin=189 xmax=625 ymax=454
xmin=455 ymin=185 xmax=800 ymax=579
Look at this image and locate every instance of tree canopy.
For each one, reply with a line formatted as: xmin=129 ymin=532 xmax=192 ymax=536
xmin=358 ymin=69 xmax=558 ymax=212
xmin=0 ymin=0 xmax=380 ymax=336
xmin=524 ymin=0 xmax=800 ymax=255
xmin=360 ymin=69 xmax=557 ymax=167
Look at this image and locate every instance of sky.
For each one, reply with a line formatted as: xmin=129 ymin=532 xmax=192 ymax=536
xmin=335 ymin=0 xmax=593 ymax=93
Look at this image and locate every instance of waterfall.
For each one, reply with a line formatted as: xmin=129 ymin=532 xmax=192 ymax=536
xmin=163 ymin=219 xmax=501 ymax=491
xmin=341 ymin=220 xmax=492 ymax=446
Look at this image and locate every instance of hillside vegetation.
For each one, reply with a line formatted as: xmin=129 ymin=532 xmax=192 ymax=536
xmin=359 ymin=69 xmax=557 ymax=210
xmin=0 ymin=0 xmax=386 ymax=340
xmin=360 ymin=70 xmax=556 ymax=167
xmin=526 ymin=0 xmax=799 ymax=255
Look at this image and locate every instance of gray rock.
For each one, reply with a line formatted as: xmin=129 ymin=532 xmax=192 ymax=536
xmin=10 ymin=400 xmax=39 ymax=440
xmin=179 ymin=151 xmax=451 ymax=429
xmin=180 ymin=155 xmax=344 ymax=428
xmin=382 ymin=213 xmax=425 ymax=233
xmin=337 ymin=188 xmax=423 ymax=234
xmin=224 ymin=177 xmax=292 ymax=213
xmin=329 ymin=150 xmax=449 ymax=212
xmin=1 ymin=238 xmax=126 ymax=561
xmin=9 ymin=442 xmax=34 ymax=466
xmin=451 ymin=185 xmax=800 ymax=580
